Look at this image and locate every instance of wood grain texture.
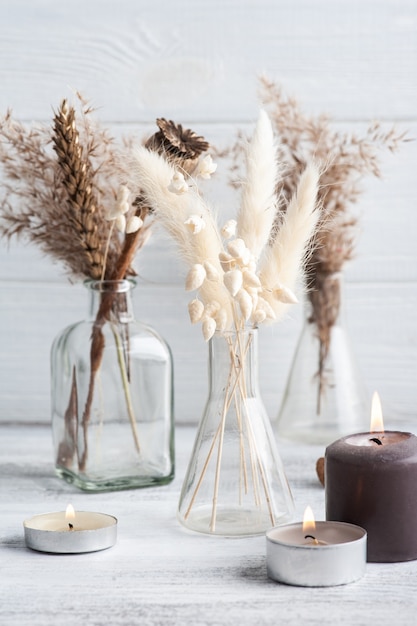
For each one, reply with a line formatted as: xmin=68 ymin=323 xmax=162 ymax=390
xmin=0 ymin=280 xmax=416 ymax=424
xmin=0 ymin=0 xmax=416 ymax=428
xmin=1 ymin=424 xmax=417 ymax=626
xmin=0 ymin=0 xmax=416 ymax=122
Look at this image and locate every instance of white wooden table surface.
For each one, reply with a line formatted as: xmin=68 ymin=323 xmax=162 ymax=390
xmin=1 ymin=424 xmax=417 ymax=626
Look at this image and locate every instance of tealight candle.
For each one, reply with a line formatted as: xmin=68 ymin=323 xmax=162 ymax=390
xmin=24 ymin=504 xmax=117 ymax=554
xmin=325 ymin=392 xmax=417 ymax=562
xmin=266 ymin=506 xmax=366 ymax=587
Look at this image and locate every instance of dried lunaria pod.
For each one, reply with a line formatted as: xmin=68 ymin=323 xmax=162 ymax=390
xmin=242 ymin=269 xmax=262 ymax=289
xmin=202 ymin=317 xmax=217 ymax=341
xmin=274 ymin=285 xmax=298 ymax=304
xmin=221 ymin=219 xmax=237 ymax=239
xmin=218 ymin=252 xmax=235 ymax=272
xmin=185 ymin=215 xmax=206 ymax=234
xmin=185 ymin=264 xmax=206 ymax=291
xmin=223 ymin=269 xmax=243 ymax=297
xmin=236 ymin=289 xmax=253 ymax=321
xmin=188 ymin=299 xmax=204 ymax=324
xmin=203 ymin=261 xmax=219 ymax=281
xmin=168 ymin=171 xmax=189 ymax=195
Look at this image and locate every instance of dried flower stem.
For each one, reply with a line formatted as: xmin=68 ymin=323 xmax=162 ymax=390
xmin=111 ymin=323 xmax=141 ymax=452
xmin=185 ymin=331 xmax=275 ymax=532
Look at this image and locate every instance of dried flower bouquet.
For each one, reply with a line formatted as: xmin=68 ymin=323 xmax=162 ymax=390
xmin=229 ymin=77 xmax=408 ymax=415
xmin=0 ymin=100 xmax=207 ymax=476
xmin=129 ymin=110 xmax=320 ymax=532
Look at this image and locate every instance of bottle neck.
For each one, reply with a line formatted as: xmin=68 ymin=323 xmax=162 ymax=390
xmin=208 ymin=328 xmax=259 ymax=394
xmin=85 ymin=279 xmax=135 ymax=324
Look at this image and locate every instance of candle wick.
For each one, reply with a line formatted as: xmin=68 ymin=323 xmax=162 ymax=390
xmin=369 ymin=437 xmax=383 ymax=446
xmin=304 ymin=534 xmax=319 ymax=545
xmin=68 ymin=523 xmax=74 ymax=531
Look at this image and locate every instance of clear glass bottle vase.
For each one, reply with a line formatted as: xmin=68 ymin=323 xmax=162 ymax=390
xmin=178 ymin=328 xmax=294 ymax=536
xmin=51 ymin=279 xmax=174 ymax=491
xmin=277 ymin=273 xmax=368 ymax=444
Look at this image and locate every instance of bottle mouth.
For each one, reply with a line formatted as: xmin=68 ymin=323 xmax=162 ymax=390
xmin=84 ymin=279 xmax=136 ymax=293
xmin=213 ymin=325 xmax=258 ymax=338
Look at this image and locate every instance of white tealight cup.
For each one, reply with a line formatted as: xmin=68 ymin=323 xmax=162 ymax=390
xmin=24 ymin=510 xmax=117 ymax=554
xmin=266 ymin=521 xmax=366 ymax=587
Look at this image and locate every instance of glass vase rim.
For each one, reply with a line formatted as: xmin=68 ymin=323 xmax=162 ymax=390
xmin=212 ymin=325 xmax=259 ymax=339
xmin=84 ymin=278 xmax=137 ymax=293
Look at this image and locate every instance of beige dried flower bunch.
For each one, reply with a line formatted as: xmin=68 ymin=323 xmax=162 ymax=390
xmin=229 ymin=77 xmax=408 ymax=411
xmin=0 ymin=96 xmax=151 ymax=281
xmin=0 ymin=101 xmax=209 ymax=471
xmin=128 ymin=110 xmax=320 ymax=532
xmin=129 ymin=109 xmax=320 ymax=341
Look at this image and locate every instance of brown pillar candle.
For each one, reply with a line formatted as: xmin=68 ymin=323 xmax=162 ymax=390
xmin=325 ymin=430 xmax=417 ymax=562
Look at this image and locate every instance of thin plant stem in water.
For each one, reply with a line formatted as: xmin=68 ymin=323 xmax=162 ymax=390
xmin=111 ymin=323 xmax=141 ymax=452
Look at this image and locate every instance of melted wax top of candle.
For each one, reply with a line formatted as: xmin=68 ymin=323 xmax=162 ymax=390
xmin=345 ymin=432 xmax=412 ymax=447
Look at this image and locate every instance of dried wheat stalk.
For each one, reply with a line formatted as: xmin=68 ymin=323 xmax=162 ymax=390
xmin=52 ymin=100 xmax=107 ymax=279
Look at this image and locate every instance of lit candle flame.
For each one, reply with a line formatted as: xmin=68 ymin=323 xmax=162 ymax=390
xmin=65 ymin=504 xmax=75 ymax=521
xmin=370 ymin=391 xmax=384 ymax=433
xmin=302 ymin=505 xmax=316 ymax=535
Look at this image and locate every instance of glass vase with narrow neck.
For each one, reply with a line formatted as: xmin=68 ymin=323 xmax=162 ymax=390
xmin=178 ymin=327 xmax=294 ymax=536
xmin=277 ymin=272 xmax=368 ymax=444
xmin=51 ymin=279 xmax=174 ymax=491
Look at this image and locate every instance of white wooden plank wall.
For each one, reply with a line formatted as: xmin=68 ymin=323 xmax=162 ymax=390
xmin=0 ymin=0 xmax=416 ymax=426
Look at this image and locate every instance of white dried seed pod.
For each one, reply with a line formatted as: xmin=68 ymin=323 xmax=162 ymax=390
xmin=223 ymin=269 xmax=243 ymax=297
xmin=203 ymin=261 xmax=219 ymax=281
xmin=115 ymin=214 xmax=126 ymax=233
xmin=188 ymin=299 xmax=205 ymax=324
xmin=168 ymin=171 xmax=189 ymax=194
xmin=240 ymin=247 xmax=252 ymax=267
xmin=242 ymin=269 xmax=262 ymax=289
xmin=202 ymin=317 xmax=217 ymax=342
xmin=227 ymin=238 xmax=246 ymax=259
xmin=274 ymin=285 xmax=298 ymax=304
xmin=117 ymin=200 xmax=130 ymax=215
xmin=215 ymin=308 xmax=228 ymax=332
xmin=247 ymin=259 xmax=257 ymax=273
xmin=219 ymin=251 xmax=235 ymax=271
xmin=126 ymin=215 xmax=143 ymax=234
xmin=184 ymin=215 xmax=206 ymax=234
xmin=257 ymin=296 xmax=276 ymax=320
xmin=221 ymin=219 xmax=237 ymax=239
xmin=248 ymin=288 xmax=259 ymax=311
xmin=204 ymin=301 xmax=220 ymax=317
xmin=236 ymin=289 xmax=253 ymax=321
xmin=196 ymin=154 xmax=217 ymax=179
xmin=252 ymin=308 xmax=267 ymax=324
xmin=185 ymin=264 xmax=206 ymax=291
xmin=117 ymin=185 xmax=130 ymax=204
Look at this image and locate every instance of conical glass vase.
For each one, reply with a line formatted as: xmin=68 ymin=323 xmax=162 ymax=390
xmin=178 ymin=328 xmax=294 ymax=536
xmin=277 ymin=273 xmax=368 ymax=444
xmin=51 ymin=279 xmax=174 ymax=491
